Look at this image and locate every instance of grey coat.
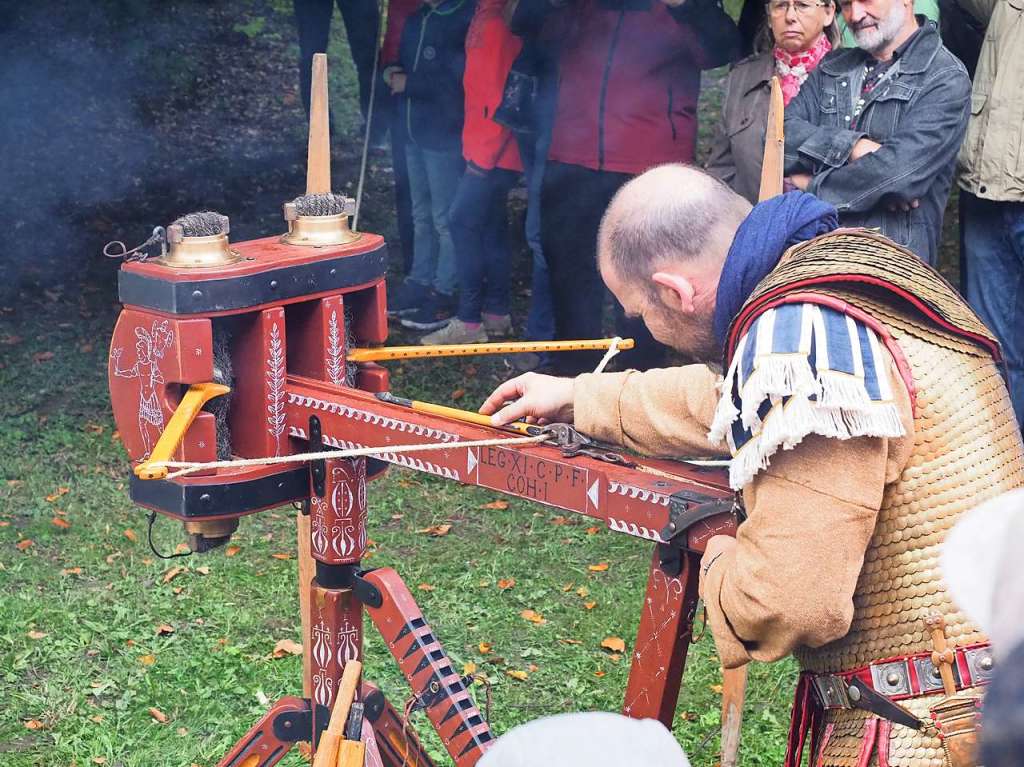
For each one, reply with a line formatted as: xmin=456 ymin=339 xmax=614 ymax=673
xmin=783 ymin=21 xmax=971 ymax=264
xmin=705 ymin=51 xmax=774 ymax=204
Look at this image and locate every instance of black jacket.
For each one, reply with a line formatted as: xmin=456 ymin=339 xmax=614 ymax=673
xmin=395 ymin=0 xmax=476 ymax=151
xmin=784 ymin=21 xmax=971 ymax=264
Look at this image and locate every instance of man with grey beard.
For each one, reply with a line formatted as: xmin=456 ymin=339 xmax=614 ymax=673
xmin=781 ymin=0 xmax=971 ymax=265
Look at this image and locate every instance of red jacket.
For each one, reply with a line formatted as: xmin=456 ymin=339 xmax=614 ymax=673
xmin=462 ymin=0 xmax=523 ymax=171
xmin=381 ymin=0 xmax=420 ymax=67
xmin=548 ymin=0 xmax=721 ymax=175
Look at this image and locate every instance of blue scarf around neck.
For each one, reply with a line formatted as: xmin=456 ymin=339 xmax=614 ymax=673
xmin=712 ymin=191 xmax=839 ymax=349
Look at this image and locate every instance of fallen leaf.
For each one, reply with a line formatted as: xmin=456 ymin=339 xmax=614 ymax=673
xmin=33 ymin=351 xmax=55 ymax=363
xmin=148 ymin=707 xmax=169 ymax=724
xmin=0 ymin=520 xmax=8 ymax=526
xmin=463 ymin=661 xmax=478 ymax=675
xmin=709 ymin=683 xmax=724 ymax=695
xmin=177 ymin=727 xmax=188 ymax=736
xmin=608 ymin=653 xmax=622 ymax=662
xmin=594 ymin=670 xmax=606 ymax=678
xmin=576 ymin=586 xmax=589 ymax=598
xmin=51 ymin=517 xmax=71 ymax=529
xmin=174 ymin=543 xmax=190 ymax=555
xmin=271 ymin=553 xmax=291 ymax=560
xmin=24 ymin=719 xmax=45 ymax=730
xmin=27 ymin=630 xmax=47 ymax=640
xmin=61 ymin=567 xmax=83 ymax=575
xmin=172 ymin=587 xmax=184 ymax=595
xmin=225 ymin=545 xmax=241 ymax=556
xmin=520 ymin=609 xmax=546 ymax=625
xmin=16 ymin=539 xmax=33 ymax=551
xmin=451 ymin=388 xmax=466 ymax=401
xmin=478 ymin=642 xmax=493 ymax=654
xmin=123 ymin=529 xmax=137 ymax=542
xmin=416 ymin=524 xmax=452 ymax=537
xmin=558 ymin=638 xmax=583 ymax=645
xmin=481 ymin=500 xmax=509 ymax=510
xmin=90 ymin=715 xmax=105 ymax=723
xmin=86 ymin=423 xmax=104 ymax=434
xmin=550 ymin=516 xmax=569 ymax=526
xmin=162 ymin=566 xmax=185 ymax=584
xmin=584 ymin=601 xmax=597 ymax=610
xmin=588 ymin=562 xmax=610 ymax=572
xmin=497 ymin=578 xmax=515 ymax=590
xmin=561 ymin=582 xmax=574 ymax=592
xmin=139 ymin=654 xmax=156 ymax=666
xmin=528 ymin=663 xmax=539 ymax=672
xmin=105 ymin=552 xmax=121 ymax=565
xmin=586 ymin=526 xmax=601 ymax=535
xmin=417 ymin=583 xmax=436 ymax=591
xmin=506 ymin=669 xmax=529 ymax=681
xmin=297 ymin=742 xmax=314 ymax=762
xmin=45 ymin=486 xmax=69 ymax=502
xmin=155 ymin=624 xmax=175 ymax=636
xmin=600 ymin=636 xmax=626 ymax=653
xmin=679 ymin=711 xmax=697 ymax=721
xmin=92 ymin=758 xmax=107 ymax=765
xmin=195 ymin=566 xmax=210 ymax=576
xmin=272 ymin=639 xmax=303 ymax=658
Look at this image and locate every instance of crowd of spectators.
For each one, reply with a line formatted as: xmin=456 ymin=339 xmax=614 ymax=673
xmin=294 ymin=0 xmax=1022 ymax=431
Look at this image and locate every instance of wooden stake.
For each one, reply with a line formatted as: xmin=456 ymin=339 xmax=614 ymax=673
xmin=312 ymin=660 xmax=363 ymax=767
xmin=298 ymin=509 xmax=313 ymax=699
xmin=307 ymin=53 xmax=331 ymax=195
xmin=720 ymin=75 xmax=787 ymax=767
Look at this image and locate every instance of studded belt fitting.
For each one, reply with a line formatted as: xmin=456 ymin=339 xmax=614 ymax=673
xmin=812 ymin=642 xmax=994 ymax=711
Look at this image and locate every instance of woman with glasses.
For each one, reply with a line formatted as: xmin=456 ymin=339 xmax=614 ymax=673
xmin=705 ymin=0 xmax=838 ymax=203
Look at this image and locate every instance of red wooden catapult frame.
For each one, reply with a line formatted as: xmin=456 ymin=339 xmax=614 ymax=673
xmin=108 ymin=227 xmax=736 ymax=765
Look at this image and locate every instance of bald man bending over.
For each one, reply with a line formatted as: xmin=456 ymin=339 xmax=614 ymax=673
xmin=480 ymin=165 xmax=1021 ymax=765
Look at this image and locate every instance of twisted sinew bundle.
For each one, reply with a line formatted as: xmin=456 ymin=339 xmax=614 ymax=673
xmin=171 ymin=211 xmax=228 ymax=237
xmin=293 ymin=193 xmax=350 ymax=217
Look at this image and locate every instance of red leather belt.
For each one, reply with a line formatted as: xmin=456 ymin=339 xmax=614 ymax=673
xmin=812 ymin=642 xmax=994 ymax=710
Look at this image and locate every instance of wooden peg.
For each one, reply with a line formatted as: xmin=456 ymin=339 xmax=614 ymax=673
xmin=312 ymin=660 xmax=363 ymax=767
xmin=307 ymin=53 xmax=331 ymax=195
xmin=758 ymin=76 xmax=785 ymax=202
xmin=925 ymin=613 xmax=957 ymax=697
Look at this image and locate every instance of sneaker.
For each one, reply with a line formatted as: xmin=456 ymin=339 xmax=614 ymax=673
xmin=387 ymin=280 xmax=429 ymax=318
xmin=420 ymin=318 xmax=488 ymax=345
xmin=482 ymin=313 xmax=513 ymax=338
xmin=400 ymin=291 xmax=455 ymax=331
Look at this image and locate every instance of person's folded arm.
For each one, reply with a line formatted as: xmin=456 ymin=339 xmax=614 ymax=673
xmin=807 ymin=68 xmax=971 ymax=212
xmin=573 ymin=365 xmax=726 ymax=457
xmin=784 ymin=68 xmax=867 ymax=175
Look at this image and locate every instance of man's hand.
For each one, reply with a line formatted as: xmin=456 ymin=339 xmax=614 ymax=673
xmin=788 ymin=173 xmax=812 ymax=191
xmin=887 ymin=197 xmax=920 ymax=213
xmin=388 ymin=71 xmax=407 ymax=94
xmin=850 ymin=138 xmax=882 ymax=162
xmin=479 ymin=373 xmax=575 ymax=426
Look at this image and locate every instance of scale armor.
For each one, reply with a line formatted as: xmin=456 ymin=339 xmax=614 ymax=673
xmin=734 ymin=230 xmax=1024 ymax=766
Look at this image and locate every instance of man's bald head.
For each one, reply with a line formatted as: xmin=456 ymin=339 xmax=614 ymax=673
xmin=598 ymin=164 xmax=752 ymax=288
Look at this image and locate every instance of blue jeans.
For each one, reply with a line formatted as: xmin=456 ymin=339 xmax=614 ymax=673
xmin=962 ymin=191 xmax=1024 ymax=431
xmin=449 ymin=165 xmax=519 ymax=322
xmin=406 ymin=144 xmax=464 ymax=296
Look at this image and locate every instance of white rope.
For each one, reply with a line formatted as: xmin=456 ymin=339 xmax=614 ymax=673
xmin=150 ymin=434 xmax=550 ymax=479
xmin=591 ymin=336 xmax=623 ymax=374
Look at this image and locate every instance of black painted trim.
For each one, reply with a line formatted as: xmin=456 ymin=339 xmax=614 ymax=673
xmin=129 ymin=467 xmax=309 ymax=518
xmin=118 ymin=245 xmax=387 ymax=315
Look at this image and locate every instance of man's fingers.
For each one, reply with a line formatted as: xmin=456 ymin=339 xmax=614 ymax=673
xmin=492 ymin=398 xmax=533 ymax=427
xmin=479 ymin=377 xmax=527 ymax=416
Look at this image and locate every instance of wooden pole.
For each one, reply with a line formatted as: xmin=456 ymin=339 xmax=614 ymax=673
xmin=720 ymin=75 xmax=786 ymax=767
xmin=312 ymin=660 xmax=363 ymax=767
xmin=307 ymin=53 xmax=331 ymax=195
xmin=298 ymin=508 xmax=313 ymax=699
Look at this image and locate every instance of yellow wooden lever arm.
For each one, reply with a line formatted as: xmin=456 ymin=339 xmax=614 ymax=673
xmin=134 ymin=382 xmax=231 ymax=480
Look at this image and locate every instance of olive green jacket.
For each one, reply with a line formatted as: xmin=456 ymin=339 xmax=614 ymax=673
xmin=956 ymin=0 xmax=1024 ymax=201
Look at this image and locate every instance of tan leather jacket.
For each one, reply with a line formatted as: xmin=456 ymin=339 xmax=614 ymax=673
xmin=956 ymin=0 xmax=1024 ymax=201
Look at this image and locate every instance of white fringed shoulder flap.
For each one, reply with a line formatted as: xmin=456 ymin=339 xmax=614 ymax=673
xmin=708 ymin=302 xmax=905 ymax=490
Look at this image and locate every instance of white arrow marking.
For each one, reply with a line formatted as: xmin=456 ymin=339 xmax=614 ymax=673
xmin=467 ymin=448 xmax=478 ymax=475
xmin=588 ymin=478 xmax=600 ymax=509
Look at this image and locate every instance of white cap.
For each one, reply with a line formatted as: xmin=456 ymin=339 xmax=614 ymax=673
xmin=478 ymin=712 xmax=690 ymax=767
xmin=941 ymin=487 xmax=1024 ymax=657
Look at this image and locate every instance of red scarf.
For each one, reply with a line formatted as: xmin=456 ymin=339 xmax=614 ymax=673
xmin=773 ymin=34 xmax=832 ymax=106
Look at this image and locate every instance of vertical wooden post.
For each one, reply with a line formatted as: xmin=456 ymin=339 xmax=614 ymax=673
xmin=307 ymin=53 xmax=331 ymax=195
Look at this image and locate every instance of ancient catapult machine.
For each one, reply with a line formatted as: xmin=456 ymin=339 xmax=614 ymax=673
xmin=106 ymin=56 xmax=747 ymax=766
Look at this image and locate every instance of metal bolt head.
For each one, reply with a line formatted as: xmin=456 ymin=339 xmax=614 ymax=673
xmin=979 ymin=655 xmax=994 ymax=672
xmin=848 ymin=685 xmax=861 ymax=702
xmin=887 ymin=671 xmax=902 ymax=686
xmin=930 ymin=665 xmax=942 ymax=679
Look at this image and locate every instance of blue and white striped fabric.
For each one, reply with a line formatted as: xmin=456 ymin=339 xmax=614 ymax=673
xmin=708 ymin=303 xmax=905 ymax=490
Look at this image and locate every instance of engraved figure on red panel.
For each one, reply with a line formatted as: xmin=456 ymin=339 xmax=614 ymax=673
xmin=110 ymin=320 xmax=174 ymax=459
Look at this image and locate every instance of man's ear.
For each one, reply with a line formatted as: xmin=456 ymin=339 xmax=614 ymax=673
xmin=651 ymin=271 xmax=697 ymax=315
